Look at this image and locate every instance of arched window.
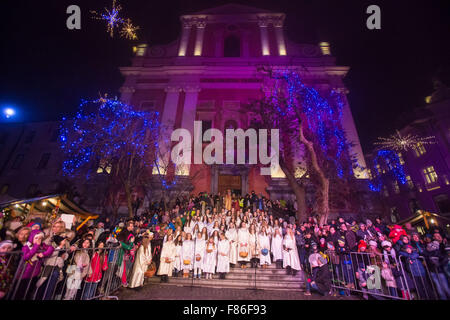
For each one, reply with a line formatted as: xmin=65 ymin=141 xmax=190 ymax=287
xmin=224 ymin=35 xmax=241 ymax=57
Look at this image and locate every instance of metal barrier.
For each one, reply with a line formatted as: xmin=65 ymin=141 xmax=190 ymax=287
xmin=322 ymin=249 xmax=447 ymax=300
xmin=3 ymin=244 xmax=136 ymax=300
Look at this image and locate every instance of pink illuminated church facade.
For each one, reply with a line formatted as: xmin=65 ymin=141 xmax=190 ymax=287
xmin=119 ymin=4 xmax=368 ymax=202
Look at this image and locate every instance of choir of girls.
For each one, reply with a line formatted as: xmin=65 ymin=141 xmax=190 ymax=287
xmin=157 ymin=207 xmax=301 ymax=281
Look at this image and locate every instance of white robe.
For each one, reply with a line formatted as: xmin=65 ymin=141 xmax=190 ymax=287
xmin=217 ymin=239 xmax=230 ymax=273
xmin=183 ymin=221 xmax=194 ymax=235
xmin=258 ymin=234 xmax=271 ymax=265
xmin=194 ymin=238 xmax=206 ymax=270
xmin=173 ymin=244 xmax=182 ymax=271
xmin=203 ymin=242 xmax=217 ymax=273
xmin=225 ymin=228 xmax=238 ymax=264
xmin=248 ymin=232 xmax=259 ymax=259
xmin=271 ymin=235 xmax=283 ymax=261
xmin=157 ymin=241 xmax=176 ymax=276
xmin=282 ymin=235 xmax=301 ymax=271
xmin=181 ymin=240 xmax=194 ymax=271
xmin=129 ymin=244 xmax=152 ymax=288
xmin=237 ymin=228 xmax=251 ymax=262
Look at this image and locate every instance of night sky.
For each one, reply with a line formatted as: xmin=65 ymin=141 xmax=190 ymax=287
xmin=1 ymin=0 xmax=449 ymax=153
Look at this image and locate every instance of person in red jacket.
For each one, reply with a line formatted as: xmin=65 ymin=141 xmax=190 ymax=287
xmin=389 ymin=225 xmax=407 ymax=244
xmin=81 ymin=240 xmax=108 ymax=300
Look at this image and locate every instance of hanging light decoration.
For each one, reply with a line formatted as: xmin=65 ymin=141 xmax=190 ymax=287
xmin=374 ymin=130 xmax=435 ymax=152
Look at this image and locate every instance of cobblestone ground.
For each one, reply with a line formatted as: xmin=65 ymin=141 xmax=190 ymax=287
xmin=115 ymin=283 xmax=360 ymax=300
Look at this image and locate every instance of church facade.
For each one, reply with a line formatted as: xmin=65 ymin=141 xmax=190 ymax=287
xmin=119 ymin=4 xmax=368 ymax=203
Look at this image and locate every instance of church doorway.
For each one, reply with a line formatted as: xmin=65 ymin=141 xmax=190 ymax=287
xmin=218 ymin=174 xmax=241 ymax=195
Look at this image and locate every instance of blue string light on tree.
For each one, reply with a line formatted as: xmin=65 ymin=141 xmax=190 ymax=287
xmin=266 ymin=69 xmax=354 ymax=180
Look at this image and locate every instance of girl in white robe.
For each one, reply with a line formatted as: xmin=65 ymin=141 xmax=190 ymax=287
xmin=225 ymin=223 xmax=238 ymax=266
xmin=157 ymin=235 xmax=176 ymax=282
xmin=217 ymin=233 xmax=230 ymax=278
xmin=271 ymin=228 xmax=283 ymax=268
xmin=237 ymin=222 xmax=251 ymax=268
xmin=258 ymin=228 xmax=271 ymax=267
xmin=181 ymin=233 xmax=194 ymax=278
xmin=193 ymin=232 xmax=206 ymax=279
xmin=248 ymin=224 xmax=259 ymax=268
xmin=282 ymin=228 xmax=301 ymax=275
xmin=203 ymin=237 xmax=217 ymax=279
xmin=129 ymin=234 xmax=152 ymax=288
xmin=173 ymin=235 xmax=183 ymax=277
xmin=183 ymin=216 xmax=194 ymax=235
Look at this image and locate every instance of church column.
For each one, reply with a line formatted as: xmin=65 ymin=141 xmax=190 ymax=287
xmin=194 ymin=19 xmax=207 ymax=56
xmin=258 ymin=17 xmax=270 ymax=56
xmin=155 ymin=86 xmax=181 ymax=175
xmin=178 ymin=18 xmax=193 ymax=56
xmin=273 ymin=17 xmax=287 ymax=56
xmin=176 ymin=85 xmax=201 ymax=175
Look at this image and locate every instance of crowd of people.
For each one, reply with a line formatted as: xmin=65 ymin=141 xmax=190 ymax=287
xmin=0 ymin=190 xmax=449 ymax=300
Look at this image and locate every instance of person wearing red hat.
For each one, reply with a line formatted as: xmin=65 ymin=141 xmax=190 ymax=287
xmin=389 ymin=225 xmax=407 ymax=244
xmin=357 ymin=240 xmax=368 ymax=253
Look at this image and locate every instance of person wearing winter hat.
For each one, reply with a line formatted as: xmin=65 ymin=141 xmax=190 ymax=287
xmin=399 ymin=242 xmax=430 ymax=299
xmin=0 ymin=240 xmax=14 ymax=299
xmin=382 ymin=240 xmax=397 ymax=265
xmin=15 ymin=230 xmax=54 ymax=300
xmin=358 ymin=240 xmax=368 ymax=252
xmin=424 ymin=240 xmax=450 ymax=300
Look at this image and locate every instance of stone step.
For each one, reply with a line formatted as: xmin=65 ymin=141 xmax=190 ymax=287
xmin=228 ymin=267 xmax=303 ymax=276
xmin=145 ymin=276 xmax=305 ymax=292
xmin=218 ymin=273 xmax=304 ymax=282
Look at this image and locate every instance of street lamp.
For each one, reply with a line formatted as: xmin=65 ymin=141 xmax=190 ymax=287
xmin=3 ymin=108 xmax=15 ymax=119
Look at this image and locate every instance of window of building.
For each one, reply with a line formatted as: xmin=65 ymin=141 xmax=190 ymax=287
xmin=406 ymin=175 xmax=414 ymax=189
xmin=393 ymin=181 xmax=400 ymax=194
xmin=433 ymin=194 xmax=450 ymax=214
xmin=319 ymin=42 xmax=331 ymax=55
xmin=383 ymin=185 xmax=389 ymax=197
xmin=24 ymin=130 xmax=36 ymax=144
xmin=375 ymin=164 xmax=381 ymax=174
xmin=413 ymin=142 xmax=426 ymax=157
xmin=37 ymin=153 xmax=51 ymax=169
xmin=397 ymin=153 xmax=405 ymax=165
xmin=11 ymin=154 xmax=24 ymax=169
xmin=224 ymin=35 xmax=241 ymax=57
xmin=423 ymin=166 xmax=438 ymax=184
xmin=97 ymin=159 xmax=112 ymax=174
xmin=0 ymin=184 xmax=9 ymax=195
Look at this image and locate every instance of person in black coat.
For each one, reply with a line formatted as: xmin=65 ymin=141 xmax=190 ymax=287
xmin=340 ymin=223 xmax=357 ymax=251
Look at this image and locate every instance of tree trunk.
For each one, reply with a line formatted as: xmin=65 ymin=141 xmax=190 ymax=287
xmin=298 ymin=124 xmax=330 ymax=227
xmin=279 ymin=160 xmax=307 ymax=223
xmin=124 ymin=184 xmax=134 ymax=218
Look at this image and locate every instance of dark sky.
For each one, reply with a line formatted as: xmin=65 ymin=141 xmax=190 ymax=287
xmin=1 ymin=0 xmax=449 ymax=153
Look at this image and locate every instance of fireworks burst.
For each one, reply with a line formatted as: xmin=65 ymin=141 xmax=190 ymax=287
xmin=91 ymin=0 xmax=124 ymax=38
xmin=120 ymin=19 xmax=139 ymax=40
xmin=374 ymin=130 xmax=436 ymax=151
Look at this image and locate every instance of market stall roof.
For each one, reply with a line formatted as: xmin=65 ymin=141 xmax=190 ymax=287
xmin=0 ymin=194 xmax=98 ymax=219
xmin=397 ymin=210 xmax=450 ymax=226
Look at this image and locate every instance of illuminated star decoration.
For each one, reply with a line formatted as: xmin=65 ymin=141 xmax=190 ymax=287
xmin=91 ymin=0 xmax=125 ymax=38
xmin=120 ymin=19 xmax=139 ymax=40
xmin=374 ymin=130 xmax=436 ymax=152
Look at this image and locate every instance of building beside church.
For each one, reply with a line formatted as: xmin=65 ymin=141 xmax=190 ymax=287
xmin=119 ymin=4 xmax=368 ymax=207
xmin=365 ymin=79 xmax=450 ymax=224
